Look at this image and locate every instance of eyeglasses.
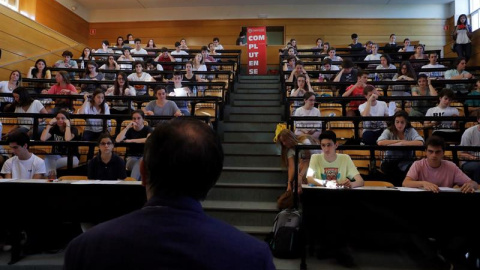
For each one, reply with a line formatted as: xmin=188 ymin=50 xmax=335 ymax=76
xmin=100 ymin=142 xmax=113 ymax=146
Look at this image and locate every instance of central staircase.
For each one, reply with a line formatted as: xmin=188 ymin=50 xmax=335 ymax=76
xmin=202 ymin=75 xmax=286 ymax=238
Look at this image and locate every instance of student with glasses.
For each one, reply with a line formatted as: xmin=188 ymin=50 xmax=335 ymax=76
xmin=80 ymin=61 xmax=106 ymax=94
xmin=87 ymin=133 xmax=126 ymax=180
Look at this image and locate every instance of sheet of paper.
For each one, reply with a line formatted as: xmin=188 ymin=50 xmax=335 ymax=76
xmin=0 ymin=179 xmax=15 ymax=183
xmin=72 ymin=180 xmax=121 ymax=185
xmin=397 ymin=187 xmax=427 ymax=192
xmin=174 ymin=87 xmax=188 ymax=97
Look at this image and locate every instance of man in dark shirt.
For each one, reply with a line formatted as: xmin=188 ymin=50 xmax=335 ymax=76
xmin=64 ymin=118 xmax=275 ymax=270
xmin=333 ymin=59 xmax=359 ymax=96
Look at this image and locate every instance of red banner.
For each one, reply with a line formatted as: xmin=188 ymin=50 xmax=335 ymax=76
xmin=247 ymin=27 xmax=267 ymax=75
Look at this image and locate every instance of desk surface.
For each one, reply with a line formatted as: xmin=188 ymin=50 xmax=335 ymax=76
xmin=0 ymin=179 xmax=147 ymax=223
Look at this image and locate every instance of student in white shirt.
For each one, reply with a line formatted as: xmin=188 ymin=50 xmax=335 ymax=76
xmin=1 ymin=132 xmax=45 ymax=179
xmin=130 ymin=38 xmax=148 ymax=61
xmin=359 ymin=86 xmax=389 ymax=145
xmin=420 ymin=52 xmax=445 ymax=79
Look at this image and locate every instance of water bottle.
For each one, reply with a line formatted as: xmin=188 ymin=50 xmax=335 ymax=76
xmin=80 ymin=60 xmax=85 ymax=69
xmin=318 ymin=73 xmax=324 ymax=82
xmin=192 ymin=87 xmax=197 ymax=97
xmin=374 ymin=73 xmax=379 ymax=81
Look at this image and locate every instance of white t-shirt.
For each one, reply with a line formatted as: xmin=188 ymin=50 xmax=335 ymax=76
xmin=1 ymin=154 xmax=46 ymax=179
xmin=425 ymin=106 xmax=459 ymax=132
xmin=294 ymin=106 xmax=322 ymax=130
xmin=130 ymin=48 xmax=148 ymax=61
xmin=0 ymin=81 xmax=14 ymax=103
xmin=171 ymin=50 xmax=188 ymax=62
xmin=364 ymin=54 xmax=381 ymax=61
xmin=14 ymin=100 xmax=45 ymax=129
xmin=359 ymin=101 xmax=388 ymax=131
xmin=79 ymin=102 xmax=111 ymax=133
xmin=420 ymin=64 xmax=445 ymax=78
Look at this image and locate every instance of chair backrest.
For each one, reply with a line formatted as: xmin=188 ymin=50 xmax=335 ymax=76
xmin=364 ymin=180 xmax=394 ymax=187
xmin=58 ymin=175 xmax=88 ymax=180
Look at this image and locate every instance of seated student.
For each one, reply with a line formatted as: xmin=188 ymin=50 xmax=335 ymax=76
xmin=277 ymin=129 xmax=320 ymax=193
xmin=409 ymin=44 xmax=428 ymax=70
xmin=348 ymin=33 xmax=362 ymax=49
xmin=333 ymin=59 xmax=358 ymax=96
xmin=144 ymin=39 xmax=157 ymax=50
xmin=154 ymin=47 xmax=176 ymax=78
xmin=465 ymin=78 xmax=480 ymax=113
xmin=398 ymin=38 xmax=414 ymax=52
xmin=9 ymin=87 xmax=48 ymax=139
xmin=99 ymin=55 xmax=120 ymax=81
xmin=311 ymin=38 xmax=323 ymax=54
xmin=290 ymin=74 xmax=313 ymax=113
xmin=95 ymin=40 xmax=114 ymax=54
xmin=143 ymin=87 xmax=182 ymax=126
xmin=27 ymin=59 xmax=51 ymax=94
xmin=383 ymin=33 xmax=398 ymax=53
xmin=55 ymin=50 xmax=78 ymax=79
xmin=420 ymin=52 xmax=445 ymax=79
xmin=377 ymin=110 xmax=424 ymax=186
xmin=236 ymin=31 xmax=247 ymax=46
xmin=213 ymin=37 xmax=224 ymax=51
xmin=409 ymin=74 xmax=438 ymax=117
xmin=305 ymin=132 xmax=363 ymax=268
xmin=166 ymin=71 xmax=192 ymax=116
xmin=324 ymin=48 xmax=343 ymax=69
xmin=87 ymin=133 xmax=126 ymax=180
xmin=444 ymin=57 xmax=474 ymax=96
xmin=115 ymin=110 xmax=153 ymax=181
xmin=375 ymin=54 xmax=396 ymax=81
xmin=359 ymin=86 xmax=389 ymax=145
xmin=287 ymin=61 xmax=307 ymax=82
xmin=124 ymin=34 xmax=134 ymax=47
xmin=127 ymin=61 xmax=154 ymax=96
xmin=40 ymin=110 xmax=79 ymax=174
xmin=294 ymin=92 xmax=322 ymax=139
xmin=424 ymin=89 xmax=461 ymax=143
xmin=170 ymin=41 xmax=188 ymax=63
xmin=307 ymin=130 xmax=364 ymax=187
xmin=342 ymin=70 xmax=371 ymax=116
xmin=79 ymin=90 xmax=111 ymax=142
xmin=105 ymin=72 xmax=136 ymax=114
xmin=201 ymin=45 xmax=217 ymax=72
xmin=403 ymin=135 xmax=477 ymax=193
xmin=130 ymin=38 xmax=148 ymax=61
xmin=392 ymin=61 xmax=416 ymax=95
xmin=117 ymin=48 xmax=134 ymax=70
xmin=364 ymin=43 xmax=381 ymax=61
xmin=1 ymin=131 xmax=46 ymax=179
xmin=283 ymin=56 xmax=296 ymax=72
xmin=459 ymin=110 xmax=480 ymax=183
xmin=42 ymin=71 xmax=78 ymax=113
xmin=179 ymin=38 xmax=189 ymax=50
xmin=362 ymin=40 xmax=373 ymax=55
xmin=80 ymin=61 xmax=106 ymax=93
xmin=319 ymin=58 xmax=339 ymax=81
xmin=0 ymin=70 xmax=21 ymax=110
xmin=145 ymin=58 xmax=164 ymax=82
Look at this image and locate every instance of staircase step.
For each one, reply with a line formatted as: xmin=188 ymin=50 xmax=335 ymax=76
xmin=220 ymin=122 xmax=277 ymax=132
xmin=208 ymin=183 xmax=284 ymax=202
xmin=233 ymin=93 xmax=280 ymax=100
xmin=236 ymin=83 xmax=280 ymax=89
xmin=219 ymin=167 xmax=286 ymax=184
xmin=228 ymin=106 xmax=283 ymax=114
xmin=238 ymin=79 xmax=279 ymax=84
xmin=223 ymin=143 xmax=279 ymax=155
xmin=224 ymin=155 xmax=281 ymax=167
xmin=233 ymin=100 xmax=281 ymax=106
xmin=236 ymin=89 xmax=280 ymax=94
xmin=223 ymin=131 xmax=274 ymax=143
xmin=202 ymin=200 xmax=278 ymax=227
xmin=228 ymin=114 xmax=281 ymax=122
xmin=239 ymin=75 xmax=279 ymax=80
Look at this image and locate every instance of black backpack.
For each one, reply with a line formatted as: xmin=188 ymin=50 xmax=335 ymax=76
xmin=268 ymin=208 xmax=302 ymax=258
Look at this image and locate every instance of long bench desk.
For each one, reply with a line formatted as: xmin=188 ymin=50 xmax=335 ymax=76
xmin=298 ymin=185 xmax=480 ymax=269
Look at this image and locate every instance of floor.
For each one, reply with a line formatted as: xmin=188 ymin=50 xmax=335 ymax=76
xmin=0 ymin=236 xmax=454 ymax=270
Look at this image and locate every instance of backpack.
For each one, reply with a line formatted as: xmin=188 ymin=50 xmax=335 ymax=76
xmin=268 ymin=208 xmax=302 ymax=258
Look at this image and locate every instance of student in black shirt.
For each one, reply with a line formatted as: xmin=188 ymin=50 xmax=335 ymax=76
xmin=88 ymin=133 xmax=126 ymax=180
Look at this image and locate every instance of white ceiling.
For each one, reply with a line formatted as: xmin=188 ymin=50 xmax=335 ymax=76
xmin=67 ymin=0 xmax=454 ymax=10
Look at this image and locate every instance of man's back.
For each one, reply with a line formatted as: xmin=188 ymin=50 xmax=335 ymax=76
xmin=64 ymin=196 xmax=275 ymax=270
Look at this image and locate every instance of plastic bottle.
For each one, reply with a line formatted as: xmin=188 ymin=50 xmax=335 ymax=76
xmin=318 ymin=73 xmax=324 ymax=82
xmin=80 ymin=60 xmax=85 ymax=69
xmin=374 ymin=73 xmax=379 ymax=81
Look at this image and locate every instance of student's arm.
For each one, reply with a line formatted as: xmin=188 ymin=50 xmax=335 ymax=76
xmin=78 ymin=94 xmax=90 ymax=114
xmin=40 ymin=120 xmax=54 ymax=141
xmin=286 ymin=156 xmax=295 ymax=191
xmin=360 ymin=94 xmax=376 ymax=116
xmin=427 ymin=79 xmax=438 ymax=96
xmin=286 ymin=70 xmax=296 ymax=82
xmin=402 ymin=176 xmax=439 ymax=193
xmin=115 ymin=123 xmax=131 ymax=142
xmin=350 ymin=174 xmax=364 ymax=188
xmin=458 ymin=151 xmax=479 ymax=160
xmin=333 ymin=69 xmax=344 ymax=82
